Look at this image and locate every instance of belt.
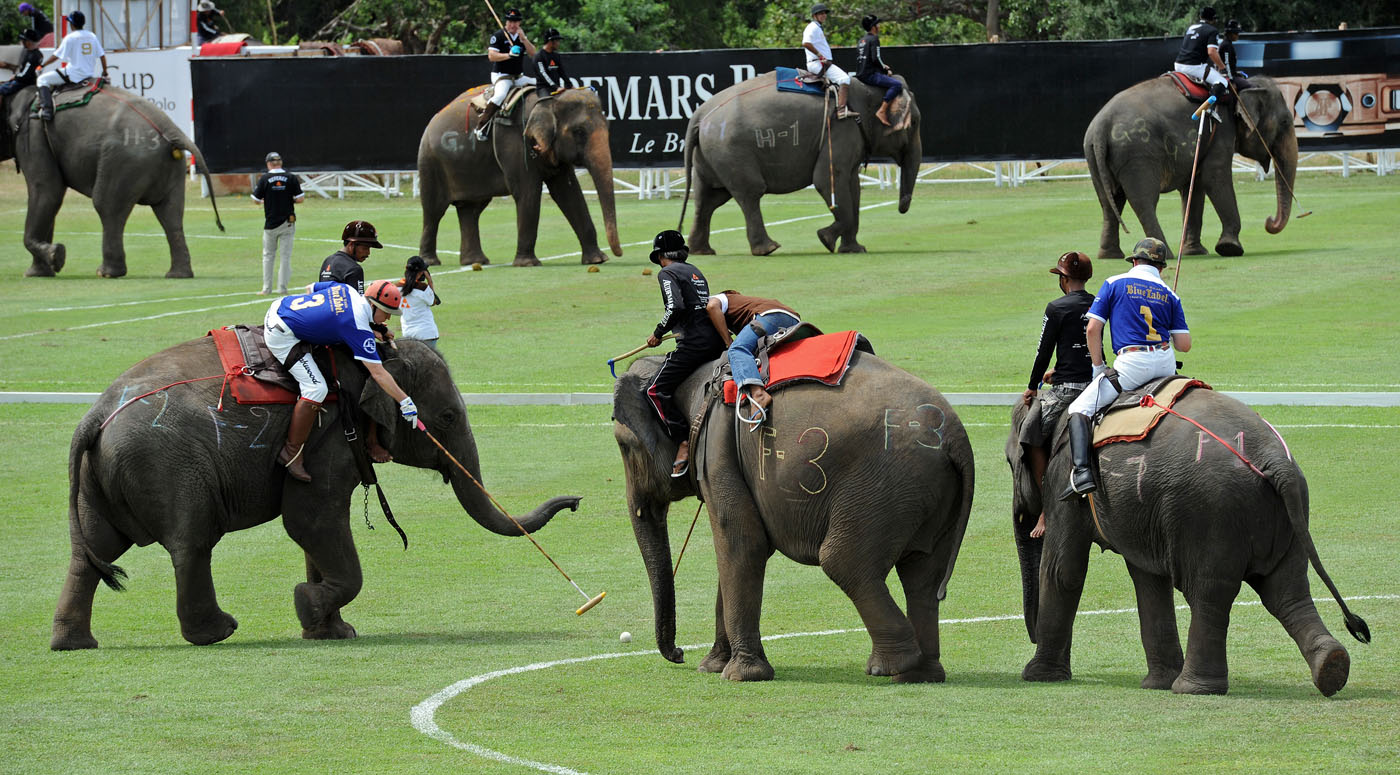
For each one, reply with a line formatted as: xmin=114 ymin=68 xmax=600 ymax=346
xmin=1117 ymin=344 xmax=1170 ymax=354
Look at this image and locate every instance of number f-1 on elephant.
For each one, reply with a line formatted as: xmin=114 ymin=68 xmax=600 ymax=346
xmin=613 ymin=350 xmax=973 ymax=682
xmin=1085 ymin=75 xmax=1297 ymax=259
xmin=679 ymin=72 xmax=921 ymax=256
xmin=51 ymin=337 xmax=580 ymax=650
xmin=417 ymin=87 xmax=621 ymax=267
xmin=0 ymin=79 xmax=224 ymax=278
xmin=1005 ymin=390 xmax=1369 ymax=696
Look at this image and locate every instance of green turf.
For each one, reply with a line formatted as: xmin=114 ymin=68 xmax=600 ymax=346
xmin=0 ymin=171 xmax=1397 ymax=773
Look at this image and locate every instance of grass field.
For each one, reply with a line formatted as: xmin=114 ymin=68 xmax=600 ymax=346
xmin=0 ymin=169 xmax=1397 ymax=774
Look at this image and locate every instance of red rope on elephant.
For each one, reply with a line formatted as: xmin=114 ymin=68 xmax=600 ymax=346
xmin=1138 ymin=395 xmax=1267 ymax=479
xmin=99 ymin=370 xmax=241 ymax=430
xmin=92 ymin=81 xmax=171 ymax=140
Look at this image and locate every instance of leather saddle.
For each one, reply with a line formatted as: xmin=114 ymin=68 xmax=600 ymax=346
xmin=1164 ymin=71 xmax=1212 ymax=102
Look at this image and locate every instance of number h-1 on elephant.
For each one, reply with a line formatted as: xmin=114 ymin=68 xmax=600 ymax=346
xmin=417 ymin=87 xmax=621 ymax=267
xmin=1 ymin=80 xmax=224 ymax=278
xmin=1085 ymin=74 xmax=1297 ymax=259
xmin=613 ymin=348 xmax=973 ymax=682
xmin=679 ymin=72 xmax=921 ymax=256
xmin=52 ymin=337 xmax=580 ymax=650
xmin=1006 ymin=389 xmax=1370 ymax=696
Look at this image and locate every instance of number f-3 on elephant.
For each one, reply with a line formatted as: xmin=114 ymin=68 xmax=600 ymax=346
xmin=1 ymin=81 xmax=224 ymax=278
xmin=52 ymin=337 xmax=580 ymax=650
xmin=417 ymin=87 xmax=621 ymax=267
xmin=680 ymin=72 xmax=921 ymax=256
xmin=613 ymin=349 xmax=973 ymax=682
xmin=1084 ymin=75 xmax=1297 ymax=259
xmin=1006 ymin=391 xmax=1369 ymax=696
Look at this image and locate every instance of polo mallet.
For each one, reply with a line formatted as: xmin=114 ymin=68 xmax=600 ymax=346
xmin=480 ymin=0 xmax=506 ymax=32
xmin=1229 ymin=79 xmax=1312 ymax=220
xmin=608 ymin=334 xmax=674 ymax=378
xmin=1174 ymin=107 xmax=1210 ymax=290
xmin=417 ymin=421 xmax=605 ymax=615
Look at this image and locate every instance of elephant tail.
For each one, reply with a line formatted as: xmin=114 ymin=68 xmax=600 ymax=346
xmin=935 ymin=426 xmax=977 ymax=601
xmin=177 ymin=137 xmax=227 ymax=233
xmin=676 ymin=117 xmax=700 ymax=231
xmin=1085 ymin=132 xmax=1129 ymax=235
xmin=67 ymin=415 xmax=128 ymax=592
xmin=1270 ymin=458 xmax=1370 ymax=644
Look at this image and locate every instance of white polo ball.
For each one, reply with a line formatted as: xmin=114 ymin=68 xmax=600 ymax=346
xmin=619 ymin=631 xmax=632 ymax=643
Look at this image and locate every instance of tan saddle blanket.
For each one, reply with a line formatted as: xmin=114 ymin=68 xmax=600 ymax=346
xmin=1093 ymin=376 xmax=1212 ymax=448
xmin=468 ymin=84 xmax=532 ymax=115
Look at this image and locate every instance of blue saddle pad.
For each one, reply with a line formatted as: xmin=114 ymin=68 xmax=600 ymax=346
xmin=775 ymin=67 xmax=825 ymax=96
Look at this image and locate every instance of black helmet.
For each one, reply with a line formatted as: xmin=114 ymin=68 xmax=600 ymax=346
xmin=649 ymin=230 xmax=687 ymax=264
xmin=1199 ymin=6 xmax=1217 ymax=22
xmin=1129 ymin=238 xmax=1169 ymax=267
xmin=341 ymin=220 xmax=383 ymax=249
xmin=861 ymin=14 xmax=880 ymax=31
xmin=545 ymin=27 xmax=563 ymax=42
xmin=1225 ymin=18 xmax=1242 ymax=33
xmin=811 ymin=3 xmax=830 ymax=17
xmin=504 ymin=8 xmax=523 ymax=21
xmin=264 ymin=151 xmax=282 ymax=163
xmin=19 ymin=28 xmax=41 ymax=43
xmin=68 ymin=10 xmax=86 ymax=28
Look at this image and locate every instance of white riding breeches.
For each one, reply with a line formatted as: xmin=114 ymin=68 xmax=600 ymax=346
xmin=1067 ymin=347 xmax=1177 ymax=418
xmin=1173 ymin=61 xmax=1227 ymax=88
xmin=490 ymin=72 xmax=537 ymax=105
xmin=264 ymin=306 xmax=329 ymax=403
xmin=36 ymin=69 xmax=70 ymax=89
xmin=805 ymin=60 xmax=850 ymax=86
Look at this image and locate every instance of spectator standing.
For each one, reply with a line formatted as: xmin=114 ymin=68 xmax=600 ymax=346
xmin=251 ymin=151 xmax=304 ymax=296
xmin=397 ymin=255 xmax=442 ymax=350
xmin=195 ymin=0 xmax=225 ymax=46
xmin=18 ymin=3 xmax=53 ymax=40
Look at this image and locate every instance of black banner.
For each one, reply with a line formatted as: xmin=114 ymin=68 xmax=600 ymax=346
xmin=192 ymin=27 xmax=1400 ymax=173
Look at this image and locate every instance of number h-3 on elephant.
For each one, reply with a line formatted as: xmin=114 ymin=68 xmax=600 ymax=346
xmin=417 ymin=87 xmax=621 ymax=267
xmin=1085 ymin=74 xmax=1298 ymax=260
xmin=679 ymin=71 xmax=921 ymax=256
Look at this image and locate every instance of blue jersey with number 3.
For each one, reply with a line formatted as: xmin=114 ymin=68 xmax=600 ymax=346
xmin=1086 ymin=265 xmax=1188 ymax=354
xmin=274 ymin=282 xmax=381 ymax=363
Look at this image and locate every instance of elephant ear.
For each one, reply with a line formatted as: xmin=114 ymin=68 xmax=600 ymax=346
xmin=888 ymin=92 xmax=913 ymax=133
xmin=358 ymin=348 xmax=413 ymax=448
xmin=529 ymin=100 xmax=559 ymax=157
xmin=612 ymin=362 xmax=680 ymax=492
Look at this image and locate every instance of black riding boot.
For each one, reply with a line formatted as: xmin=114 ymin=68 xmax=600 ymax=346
xmin=1058 ymin=413 xmax=1097 ymax=501
xmin=38 ymin=86 xmax=54 ymax=121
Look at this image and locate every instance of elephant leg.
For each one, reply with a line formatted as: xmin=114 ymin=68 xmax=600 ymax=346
xmin=1096 ymin=185 xmax=1128 ymax=259
xmin=820 ymin=533 xmax=921 ymax=678
xmin=301 ymin=552 xmax=356 ymax=639
xmin=169 ymin=543 xmax=239 ymax=646
xmin=1022 ymin=506 xmax=1092 ymax=682
xmin=51 ymin=492 xmax=132 ymax=650
xmin=1202 ymin=173 xmax=1244 ymax=256
xmin=417 ymin=187 xmax=448 ymax=266
xmin=710 ymin=497 xmax=775 ymax=681
xmin=93 ymin=195 xmax=137 ymax=278
xmin=891 ymin=551 xmax=947 ymax=683
xmin=686 ymin=172 xmax=730 ymax=255
xmin=1177 ymin=188 xmax=1209 ymax=256
xmin=511 ymin=184 xmax=545 ymax=266
xmin=733 ymin=191 xmax=780 ymax=257
xmin=455 ymin=200 xmax=490 ymax=266
xmin=1247 ymin=549 xmax=1349 ymax=696
xmin=282 ymin=493 xmax=362 ymax=640
xmin=544 ymin=171 xmax=606 ymax=265
xmin=1119 ymin=177 xmax=1172 ymax=260
xmin=1125 ymin=561 xmax=1184 ymax=689
xmin=151 ymin=193 xmax=195 ymax=279
xmin=22 ymin=182 xmax=67 ymax=277
xmin=1173 ymin=578 xmax=1241 ymax=694
xmin=697 ymin=583 xmax=732 ymax=674
xmin=827 ymin=167 xmax=866 ymax=254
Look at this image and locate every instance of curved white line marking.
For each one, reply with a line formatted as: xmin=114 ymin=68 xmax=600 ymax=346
xmin=411 ymin=594 xmax=1398 ymax=774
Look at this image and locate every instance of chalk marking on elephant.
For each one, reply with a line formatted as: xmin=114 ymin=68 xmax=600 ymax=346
xmin=411 ymin=595 xmax=1400 ymax=775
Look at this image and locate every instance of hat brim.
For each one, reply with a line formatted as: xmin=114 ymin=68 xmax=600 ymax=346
xmin=369 ymin=300 xmax=401 ymax=316
xmin=353 ymin=239 xmax=384 ymax=249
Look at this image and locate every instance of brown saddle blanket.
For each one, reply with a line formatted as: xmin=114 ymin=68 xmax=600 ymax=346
xmin=1093 ymin=375 xmax=1211 ymax=448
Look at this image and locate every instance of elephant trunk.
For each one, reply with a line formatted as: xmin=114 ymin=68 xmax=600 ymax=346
xmin=1265 ymin=130 xmax=1297 ymax=234
xmin=445 ymin=438 xmax=580 ymax=535
xmin=628 ymin=488 xmax=683 ymax=663
xmin=584 ymin=132 xmax=623 ymax=257
xmin=898 ymin=123 xmax=921 ymax=214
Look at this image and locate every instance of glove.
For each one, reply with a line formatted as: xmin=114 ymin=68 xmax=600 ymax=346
xmin=1092 ymin=363 xmax=1106 ymax=380
xmin=398 ymin=396 xmax=419 ymax=424
xmin=510 ymin=45 xmax=522 ymax=56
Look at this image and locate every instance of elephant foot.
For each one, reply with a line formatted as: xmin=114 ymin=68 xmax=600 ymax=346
xmin=181 ymin=610 xmax=239 ymax=646
xmin=866 ymin=643 xmax=922 ymax=677
xmin=816 ymin=226 xmax=837 ymax=253
xmin=50 ymin=620 xmax=99 ymax=651
xmin=1214 ymin=240 xmax=1244 ymax=257
xmin=721 ymin=653 xmax=775 ymax=682
xmin=458 ymin=254 xmax=490 ymax=266
xmin=892 ymin=658 xmax=946 ymax=684
xmin=24 ymin=260 xmax=56 ymax=278
xmin=512 ymin=255 xmax=542 ymax=267
xmin=689 ymin=245 xmax=716 ymax=256
xmin=697 ymin=645 xmax=730 ymax=674
xmin=423 ymin=254 xmax=442 ymax=266
xmin=1140 ymin=666 xmax=1182 ymax=690
xmin=750 ymin=240 xmax=780 ymax=257
xmin=1022 ymin=656 xmax=1072 ymax=683
xmin=1182 ymin=243 xmax=1209 ymax=257
xmin=837 ymin=241 xmax=867 ymax=254
xmin=165 ymin=265 xmax=194 ymax=279
xmin=97 ymin=263 xmax=128 ymax=279
xmin=581 ymin=250 xmax=607 ymax=265
xmin=1097 ymin=247 xmax=1125 ymax=260
xmin=1310 ymin=644 xmax=1350 ymax=697
xmin=50 ymin=243 xmax=66 ymax=273
xmin=1171 ymin=670 xmax=1228 ymax=695
xmin=293 ymin=581 xmax=333 ymax=630
xmin=302 ymin=618 xmax=358 ymax=640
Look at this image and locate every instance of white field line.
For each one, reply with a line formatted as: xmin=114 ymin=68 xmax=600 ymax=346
xmin=411 ymin=594 xmax=1399 ymax=775
xmin=0 ymin=299 xmax=268 ymax=341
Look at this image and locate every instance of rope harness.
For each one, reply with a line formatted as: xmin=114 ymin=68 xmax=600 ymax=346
xmin=1138 ymin=394 xmax=1268 ymax=480
xmin=98 ymin=369 xmax=244 ymax=430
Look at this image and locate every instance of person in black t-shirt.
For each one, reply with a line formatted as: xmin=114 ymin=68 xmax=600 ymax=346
xmin=1219 ymin=19 xmax=1245 ymax=87
xmin=533 ymin=28 xmax=568 ymax=98
xmin=1018 ymin=250 xmax=1095 ymax=537
xmin=18 ymin=3 xmax=53 ymax=40
xmin=1 ymin=29 xmax=43 ymax=96
xmin=855 ymin=14 xmax=903 ymax=127
xmin=642 ymin=230 xmax=726 ymax=477
xmin=195 ymin=0 xmax=225 ymax=46
xmin=251 ymin=151 xmax=305 ymax=295
xmin=475 ymin=8 xmax=537 ymax=141
xmin=319 ymin=220 xmax=383 ymax=296
xmin=1173 ymin=6 xmax=1229 ymax=106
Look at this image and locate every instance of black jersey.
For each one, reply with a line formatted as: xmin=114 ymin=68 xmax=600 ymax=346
xmin=489 ymin=29 xmax=526 ymax=76
xmin=653 ymin=261 xmax=722 ymax=348
xmin=856 ymin=32 xmax=885 ymax=78
xmin=319 ymin=251 xmax=365 ymax=295
xmin=252 ymin=170 xmax=303 ymax=230
xmin=534 ymin=49 xmax=567 ymax=92
xmin=197 ymin=11 xmax=220 ymax=41
xmin=1176 ymin=21 xmax=1219 ymax=66
xmin=1027 ymin=290 xmax=1095 ymax=390
xmin=10 ymin=47 xmax=42 ymax=86
xmin=28 ymin=10 xmax=53 ymax=39
xmin=1218 ymin=36 xmax=1236 ymax=76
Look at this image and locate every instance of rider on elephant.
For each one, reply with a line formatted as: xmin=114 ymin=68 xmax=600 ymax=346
xmin=319 ymin=220 xmax=383 ymax=296
xmin=1019 ymin=250 xmax=1094 ymax=535
xmin=1220 ymin=19 xmax=1245 ymax=86
xmin=705 ymin=290 xmax=801 ymax=423
xmin=1061 ymin=238 xmax=1191 ymax=499
xmin=803 ymin=4 xmax=854 ymax=120
xmin=856 ymin=14 xmax=902 ymax=127
xmin=36 ymin=10 xmax=107 ymax=121
xmin=263 ymin=279 xmax=419 ymax=482
xmin=643 ymin=230 xmax=726 ymax=477
xmin=0 ymin=28 xmax=42 ymax=97
xmin=1173 ymin=6 xmax=1229 ymax=111
xmin=533 ymin=28 xmax=568 ymax=98
xmin=476 ymin=7 xmax=537 ymax=141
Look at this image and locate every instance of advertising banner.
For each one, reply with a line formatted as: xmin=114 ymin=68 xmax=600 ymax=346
xmin=106 ymin=48 xmax=196 ymax=139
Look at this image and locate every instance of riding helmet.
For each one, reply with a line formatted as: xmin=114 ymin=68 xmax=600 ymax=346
xmin=341 ymin=220 xmax=383 ymax=248
xmin=649 ymin=230 xmax=687 ymax=264
xmin=1050 ymin=251 xmax=1093 ymax=282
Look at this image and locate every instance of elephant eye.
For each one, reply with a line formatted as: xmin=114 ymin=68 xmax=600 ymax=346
xmin=438 ymin=409 xmax=458 ymax=426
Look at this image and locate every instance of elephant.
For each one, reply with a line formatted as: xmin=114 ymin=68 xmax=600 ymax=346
xmin=613 ymin=349 xmax=974 ymax=682
xmin=679 ymin=72 xmax=922 ymax=256
xmin=52 ymin=336 xmax=580 ymax=650
xmin=1006 ymin=390 xmax=1370 ymax=695
xmin=1084 ymin=74 xmax=1297 ymax=260
xmin=417 ymin=86 xmax=621 ymax=267
xmin=1 ymin=81 xmax=224 ymax=278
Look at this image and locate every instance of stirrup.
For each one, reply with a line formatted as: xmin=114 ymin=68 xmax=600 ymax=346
xmin=670 ymin=458 xmax=689 ymax=478
xmin=1058 ymin=468 xmax=1097 ymax=501
xmin=736 ymin=393 xmax=767 ymax=431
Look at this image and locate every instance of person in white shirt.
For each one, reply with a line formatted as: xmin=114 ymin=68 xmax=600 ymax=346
xmin=36 ymin=10 xmax=106 ymax=121
xmin=802 ymin=3 xmax=853 ymax=120
xmin=398 ymin=256 xmax=443 ymax=350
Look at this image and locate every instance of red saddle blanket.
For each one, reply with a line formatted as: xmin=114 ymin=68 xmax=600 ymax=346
xmin=722 ymin=330 xmax=862 ymax=405
xmin=1164 ymin=71 xmax=1211 ymax=101
xmin=210 ymin=326 xmax=336 ymax=405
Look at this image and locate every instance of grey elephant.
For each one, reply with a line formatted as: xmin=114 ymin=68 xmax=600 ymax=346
xmin=613 ymin=351 xmax=974 ymax=682
xmin=1 ymin=81 xmax=223 ymax=278
xmin=679 ymin=72 xmax=922 ymax=256
xmin=1006 ymin=392 xmax=1369 ymax=695
xmin=417 ymin=86 xmax=621 ymax=267
xmin=52 ymin=337 xmax=580 ymax=650
xmin=1084 ymin=75 xmax=1297 ymax=260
